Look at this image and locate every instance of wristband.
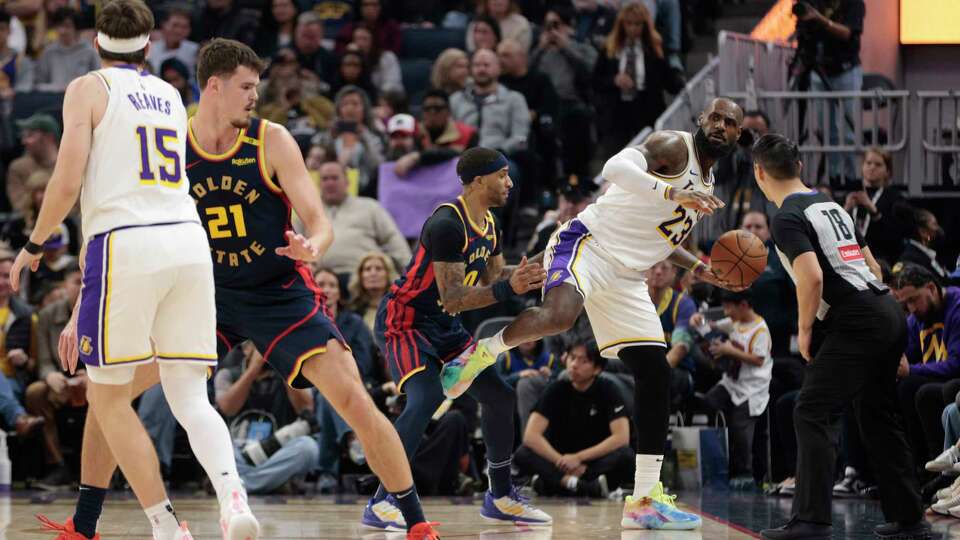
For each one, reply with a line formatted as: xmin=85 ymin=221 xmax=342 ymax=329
xmin=492 ymin=279 xmax=515 ymax=302
xmin=690 ymin=259 xmax=705 ymax=274
xmin=24 ymin=241 xmax=43 ymax=255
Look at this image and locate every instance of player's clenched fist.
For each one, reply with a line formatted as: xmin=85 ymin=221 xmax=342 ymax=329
xmin=509 ymin=256 xmax=548 ymax=294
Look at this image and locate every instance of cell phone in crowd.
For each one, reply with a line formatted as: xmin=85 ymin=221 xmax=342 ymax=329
xmin=336 ymin=120 xmax=359 ymax=134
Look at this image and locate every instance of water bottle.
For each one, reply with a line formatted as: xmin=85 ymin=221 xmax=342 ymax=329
xmin=0 ymin=431 xmax=11 ymax=492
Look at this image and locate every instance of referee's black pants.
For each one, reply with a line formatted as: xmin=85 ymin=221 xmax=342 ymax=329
xmin=792 ymin=291 xmax=923 ymax=525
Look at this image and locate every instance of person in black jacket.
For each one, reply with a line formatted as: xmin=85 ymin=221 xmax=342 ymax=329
xmin=593 ymin=2 xmax=668 ymax=159
xmin=899 ymin=208 xmax=950 ymax=280
xmin=844 ymin=147 xmax=910 ymax=266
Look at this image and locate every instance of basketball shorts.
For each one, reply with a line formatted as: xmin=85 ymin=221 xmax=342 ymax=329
xmin=543 ymin=218 xmax=666 ymax=359
xmin=215 ymin=265 xmax=348 ymax=389
xmin=78 ymin=221 xmax=217 ymax=384
xmin=374 ymin=298 xmax=474 ymax=393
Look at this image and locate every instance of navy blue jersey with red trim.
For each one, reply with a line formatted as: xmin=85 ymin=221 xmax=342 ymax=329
xmin=384 ymin=196 xmax=502 ymax=332
xmin=186 ymin=117 xmax=298 ymax=288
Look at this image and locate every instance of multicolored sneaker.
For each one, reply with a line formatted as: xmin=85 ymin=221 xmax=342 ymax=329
xmin=621 ymin=482 xmax=702 ymax=530
xmin=360 ymin=495 xmax=407 ymax=532
xmin=480 ymin=487 xmax=553 ymax=526
xmin=406 ymin=521 xmax=441 ymax=540
xmin=36 ymin=515 xmax=100 ymax=540
xmin=440 ymin=342 xmax=496 ymax=398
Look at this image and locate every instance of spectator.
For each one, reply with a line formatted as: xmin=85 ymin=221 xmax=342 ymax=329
xmin=514 ymin=340 xmax=633 ymax=497
xmin=331 ymin=48 xmax=379 ymax=102
xmin=215 ymin=342 xmax=320 ymax=494
xmin=643 ymin=0 xmax=685 ymax=75
xmin=160 ymin=58 xmax=198 ymax=117
xmin=304 ymin=0 xmax=354 ymax=38
xmin=450 ymin=49 xmax=530 ymax=156
xmin=893 ymin=263 xmax=960 ymax=465
xmin=593 ymin=1 xmax=667 ymax=158
xmin=293 ymin=11 xmax=338 ymax=83
xmin=317 ymin=161 xmax=409 ymax=276
xmin=0 ymin=365 xmax=42 ymax=437
xmin=418 ymin=89 xmax=477 ymax=153
xmin=33 ymin=7 xmax=98 ymax=92
xmin=430 ymin=48 xmax=469 ymax=96
xmin=349 ymin=24 xmax=403 ymax=95
xmin=190 ymin=0 xmax=258 ymax=47
xmin=0 ymin=252 xmax=41 ymax=434
xmin=468 ymin=0 xmax=532 ymax=52
xmin=793 ymin=0 xmax=865 ymax=181
xmin=525 ymin=182 xmax=593 ymax=256
xmin=23 ymin=223 xmax=75 ymax=304
xmin=899 ymin=208 xmax=949 ymax=280
xmin=0 ymin=12 xmax=32 ymax=103
xmin=495 ymin=339 xmax=558 ymax=388
xmin=24 ymin=262 xmax=83 ymax=490
xmin=389 ymin=111 xmax=468 ymax=177
xmin=258 ymin=47 xmax=335 ymax=140
xmin=347 ymin=251 xmax=400 ymax=332
xmin=531 ymin=5 xmax=597 ymax=179
xmin=466 ymin=15 xmax=502 ymax=53
xmin=335 ymin=0 xmax=401 ymax=55
xmin=312 ymin=86 xmax=386 ymax=195
xmin=7 ymin=113 xmax=58 ymax=218
xmin=147 ymin=7 xmax=197 ymax=79
xmin=2 ymin=169 xmax=45 ymax=251
xmin=740 ymin=210 xmax=797 ymax=357
xmin=647 ymin=260 xmax=696 ymax=410
xmin=372 ymin=88 xmax=408 ymax=129
xmin=844 ymin=147 xmax=910 ymax=266
xmin=254 ymin=0 xmax=301 ymax=58
xmin=701 ymin=289 xmax=773 ymax=487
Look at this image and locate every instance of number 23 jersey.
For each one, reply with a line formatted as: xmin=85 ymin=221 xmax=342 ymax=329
xmin=577 ymin=130 xmax=712 ymax=272
xmin=186 ymin=117 xmax=298 ymax=288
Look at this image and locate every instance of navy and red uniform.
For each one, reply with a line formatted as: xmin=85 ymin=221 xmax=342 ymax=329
xmin=376 ymin=196 xmax=501 ymax=392
xmin=186 ymin=117 xmax=346 ymax=388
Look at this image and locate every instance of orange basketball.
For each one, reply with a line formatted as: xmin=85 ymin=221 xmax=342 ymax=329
xmin=709 ymin=230 xmax=769 ymax=289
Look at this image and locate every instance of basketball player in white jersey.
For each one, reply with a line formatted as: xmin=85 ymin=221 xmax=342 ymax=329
xmin=10 ymin=2 xmax=259 ymax=539
xmin=475 ymin=98 xmax=744 ymax=529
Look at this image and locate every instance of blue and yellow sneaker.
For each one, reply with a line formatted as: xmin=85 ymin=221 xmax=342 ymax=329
xmin=440 ymin=342 xmax=496 ymax=398
xmin=480 ymin=487 xmax=553 ymax=526
xmin=360 ymin=495 xmax=407 ymax=532
xmin=621 ymin=482 xmax=701 ymax=530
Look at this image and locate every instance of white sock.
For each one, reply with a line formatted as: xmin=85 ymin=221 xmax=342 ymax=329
xmin=563 ymin=476 xmax=579 ymax=491
xmin=632 ymin=454 xmax=663 ymax=498
xmin=483 ymin=329 xmax=513 ymax=357
xmin=145 ymin=500 xmax=179 ymax=540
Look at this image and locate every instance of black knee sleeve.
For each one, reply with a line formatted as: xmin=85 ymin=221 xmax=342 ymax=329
xmin=619 ymin=345 xmax=671 ymax=454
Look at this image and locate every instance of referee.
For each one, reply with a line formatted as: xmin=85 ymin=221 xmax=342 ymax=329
xmin=751 ymin=134 xmax=929 ymax=540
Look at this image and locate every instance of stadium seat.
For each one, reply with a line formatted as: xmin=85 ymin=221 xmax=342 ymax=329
xmin=400 ymin=28 xmax=466 ymax=60
xmin=399 ymin=58 xmax=435 ymax=109
xmin=474 ymin=316 xmax=515 ymax=340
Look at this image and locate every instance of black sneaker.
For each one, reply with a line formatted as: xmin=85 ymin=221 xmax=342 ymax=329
xmin=873 ymin=519 xmax=933 ymax=540
xmin=576 ymin=475 xmax=610 ymax=498
xmin=34 ymin=464 xmax=72 ymax=491
xmin=761 ymin=518 xmax=833 ymax=540
xmin=921 ymin=474 xmax=954 ymax=504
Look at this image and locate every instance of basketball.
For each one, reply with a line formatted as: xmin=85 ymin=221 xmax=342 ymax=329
xmin=710 ymin=230 xmax=769 ymax=288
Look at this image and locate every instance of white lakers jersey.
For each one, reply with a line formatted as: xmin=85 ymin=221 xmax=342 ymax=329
xmin=578 ymin=131 xmax=713 ymax=272
xmin=81 ymin=65 xmax=200 ymax=237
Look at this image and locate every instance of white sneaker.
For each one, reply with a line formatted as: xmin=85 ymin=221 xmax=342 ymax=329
xmin=932 ymin=491 xmax=960 ymax=515
xmin=940 ymin=475 xmax=960 ymax=500
xmin=173 ymin=522 xmax=194 ymax=540
xmin=926 ymin=446 xmax=960 ymax=472
xmin=220 ymin=491 xmax=260 ymax=540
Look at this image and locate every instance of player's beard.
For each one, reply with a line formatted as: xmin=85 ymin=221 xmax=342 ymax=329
xmin=695 ymin=126 xmax=736 ymax=160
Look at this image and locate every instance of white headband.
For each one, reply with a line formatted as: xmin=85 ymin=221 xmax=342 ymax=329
xmin=96 ymin=32 xmax=150 ymax=54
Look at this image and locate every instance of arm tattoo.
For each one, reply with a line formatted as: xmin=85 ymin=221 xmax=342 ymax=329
xmin=483 ymin=254 xmax=506 ymax=286
xmin=433 ymin=261 xmax=499 ymax=315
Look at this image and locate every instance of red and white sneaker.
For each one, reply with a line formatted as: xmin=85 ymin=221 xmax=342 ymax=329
xmin=219 ymin=491 xmax=260 ymax=540
xmin=36 ymin=515 xmax=100 ymax=540
xmin=172 ymin=521 xmax=194 ymax=540
xmin=407 ymin=521 xmax=441 ymax=540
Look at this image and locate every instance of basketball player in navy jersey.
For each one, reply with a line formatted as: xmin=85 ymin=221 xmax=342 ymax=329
xmin=359 ymin=147 xmax=553 ymax=530
xmin=43 ymin=39 xmax=439 ymax=540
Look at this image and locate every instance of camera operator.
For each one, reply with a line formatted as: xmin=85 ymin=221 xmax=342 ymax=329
xmin=791 ymin=0 xmax=865 ymax=183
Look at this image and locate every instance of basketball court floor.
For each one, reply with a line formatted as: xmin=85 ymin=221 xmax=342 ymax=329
xmin=5 ymin=490 xmax=960 ymax=539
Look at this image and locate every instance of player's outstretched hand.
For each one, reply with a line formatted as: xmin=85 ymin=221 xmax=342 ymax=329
xmin=9 ymin=248 xmax=41 ymax=293
xmin=671 ymin=188 xmax=724 ymax=215
xmin=695 ymin=263 xmax=748 ymax=292
xmin=58 ymin=315 xmax=79 ymax=374
xmin=276 ymin=231 xmax=321 ymax=262
xmin=509 ymin=256 xmax=548 ymax=294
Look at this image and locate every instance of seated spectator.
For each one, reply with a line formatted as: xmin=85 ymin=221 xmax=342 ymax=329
xmin=893 ymin=264 xmax=960 ymax=465
xmin=740 ymin=210 xmax=797 ymax=357
xmin=24 ymin=263 xmax=83 ymax=490
xmin=190 ymin=0 xmax=257 ymax=47
xmin=647 ymin=260 xmax=696 ymax=410
xmin=293 ymin=11 xmax=338 ymax=83
xmin=254 ymin=0 xmax=301 ymax=58
xmin=349 ymin=24 xmax=403 ymax=95
xmin=331 ymin=48 xmax=380 ymax=102
xmin=0 ymin=12 xmax=32 ymax=103
xmin=347 ymin=251 xmax=400 ymax=332
xmin=258 ymin=47 xmax=335 ymax=141
xmin=160 ymin=58 xmax=198 ymax=117
xmin=514 ymin=340 xmax=633 ymax=497
xmin=418 ymin=89 xmax=477 ymax=153
xmin=701 ymin=289 xmax=772 ymax=487
xmin=525 ymin=181 xmax=593 ymax=256
xmin=530 ymin=5 xmax=597 ymax=179
xmin=215 ymin=341 xmax=320 ymax=494
xmin=1 ymin=170 xmax=79 ymax=256
xmin=0 ymin=365 xmax=42 ymax=438
xmin=7 ymin=114 xmax=58 ymax=218
xmin=312 ymin=86 xmax=386 ymax=195
xmin=335 ymin=0 xmax=401 ymax=55
xmin=147 ymin=7 xmax=198 ymax=80
xmin=898 ymin=208 xmax=949 ymax=280
xmin=23 ymin=224 xmax=76 ymax=302
xmin=845 ymin=147 xmax=911 ymax=266
xmin=32 ymin=7 xmax=98 ymax=92
xmin=317 ymin=161 xmax=409 ymax=276
xmin=0 ymin=247 xmax=43 ymax=440
xmin=372 ymin=89 xmax=408 ymax=129
xmin=466 ymin=15 xmax=502 ymax=54
xmin=430 ymin=48 xmax=470 ymax=97
xmin=388 ymin=112 xmax=467 ymax=177
xmin=495 ymin=339 xmax=558 ymax=388
xmin=467 ymin=0 xmax=531 ymax=52
xmin=593 ymin=1 xmax=668 ymax=157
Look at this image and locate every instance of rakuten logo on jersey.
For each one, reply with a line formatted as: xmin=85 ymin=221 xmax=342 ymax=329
xmin=838 ymin=244 xmax=864 ymax=261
